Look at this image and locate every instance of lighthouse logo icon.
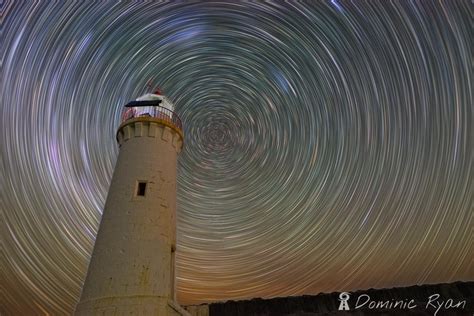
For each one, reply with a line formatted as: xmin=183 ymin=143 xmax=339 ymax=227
xmin=338 ymin=292 xmax=350 ymax=311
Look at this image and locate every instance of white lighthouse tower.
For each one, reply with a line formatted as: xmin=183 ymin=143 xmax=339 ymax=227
xmin=75 ymin=89 xmax=189 ymax=315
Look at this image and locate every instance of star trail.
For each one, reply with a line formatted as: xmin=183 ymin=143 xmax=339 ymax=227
xmin=1 ymin=1 xmax=472 ymax=314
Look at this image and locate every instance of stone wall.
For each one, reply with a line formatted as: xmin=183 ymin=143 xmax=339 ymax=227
xmin=185 ymin=281 xmax=473 ymax=316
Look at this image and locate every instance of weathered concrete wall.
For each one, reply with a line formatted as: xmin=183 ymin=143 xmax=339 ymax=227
xmin=76 ymin=119 xmax=187 ymax=315
xmin=185 ymin=281 xmax=473 ymax=316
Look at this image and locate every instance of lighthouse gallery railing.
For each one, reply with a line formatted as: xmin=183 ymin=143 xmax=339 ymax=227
xmin=121 ymin=105 xmax=183 ymax=131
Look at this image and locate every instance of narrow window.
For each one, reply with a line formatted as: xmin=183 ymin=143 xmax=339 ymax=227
xmin=170 ymin=245 xmax=176 ymax=299
xmin=136 ymin=181 xmax=147 ymax=196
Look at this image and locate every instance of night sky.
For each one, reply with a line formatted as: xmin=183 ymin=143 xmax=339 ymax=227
xmin=2 ymin=1 xmax=472 ymax=314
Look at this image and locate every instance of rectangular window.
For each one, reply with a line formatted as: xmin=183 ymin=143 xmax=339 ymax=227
xmin=136 ymin=181 xmax=147 ymax=196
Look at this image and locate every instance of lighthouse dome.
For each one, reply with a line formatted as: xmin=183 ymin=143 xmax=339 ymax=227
xmin=121 ymin=89 xmax=182 ymax=132
xmin=136 ymin=93 xmax=175 ymax=112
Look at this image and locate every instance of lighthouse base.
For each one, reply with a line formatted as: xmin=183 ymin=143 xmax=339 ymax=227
xmin=75 ymin=296 xmax=190 ymax=316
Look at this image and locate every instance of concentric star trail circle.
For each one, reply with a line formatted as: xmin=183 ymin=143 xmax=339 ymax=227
xmin=1 ymin=1 xmax=472 ymax=314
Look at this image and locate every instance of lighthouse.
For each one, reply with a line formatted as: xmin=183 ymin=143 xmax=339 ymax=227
xmin=75 ymin=90 xmax=189 ymax=315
